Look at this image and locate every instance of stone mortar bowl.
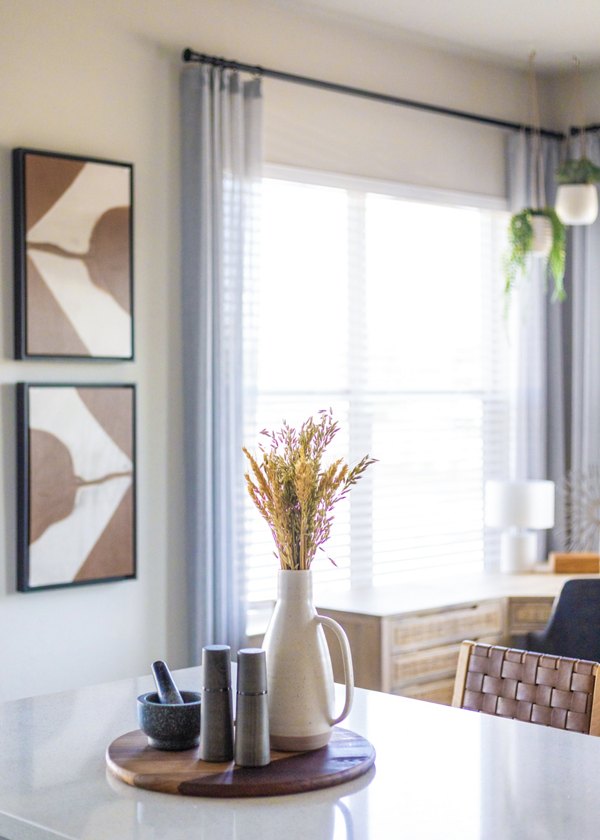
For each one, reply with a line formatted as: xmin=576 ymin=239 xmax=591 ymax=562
xmin=137 ymin=691 xmax=201 ymax=751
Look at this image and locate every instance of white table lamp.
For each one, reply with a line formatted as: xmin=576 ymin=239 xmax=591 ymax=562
xmin=485 ymin=480 xmax=555 ymax=573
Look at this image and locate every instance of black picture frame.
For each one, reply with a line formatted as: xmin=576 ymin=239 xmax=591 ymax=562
xmin=17 ymin=383 xmax=137 ymax=592
xmin=13 ymin=148 xmax=134 ymax=360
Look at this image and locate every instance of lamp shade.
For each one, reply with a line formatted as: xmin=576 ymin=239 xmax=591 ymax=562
xmin=485 ymin=480 xmax=555 ymax=530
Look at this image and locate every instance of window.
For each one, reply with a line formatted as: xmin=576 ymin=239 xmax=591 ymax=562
xmin=243 ymin=167 xmax=510 ymax=604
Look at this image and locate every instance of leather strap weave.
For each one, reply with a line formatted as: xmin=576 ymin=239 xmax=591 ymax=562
xmin=461 ymin=643 xmax=597 ymax=734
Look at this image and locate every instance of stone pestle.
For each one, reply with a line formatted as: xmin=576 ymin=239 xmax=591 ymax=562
xmin=151 ymin=660 xmax=184 ymax=705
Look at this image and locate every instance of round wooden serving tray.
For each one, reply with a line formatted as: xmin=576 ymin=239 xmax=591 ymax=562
xmin=106 ymin=726 xmax=375 ymax=798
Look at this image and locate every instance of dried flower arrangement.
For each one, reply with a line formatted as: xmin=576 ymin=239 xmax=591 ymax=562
xmin=243 ymin=410 xmax=375 ymax=570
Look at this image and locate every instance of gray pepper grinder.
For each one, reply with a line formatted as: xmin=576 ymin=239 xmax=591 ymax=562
xmin=234 ymin=648 xmax=270 ymax=767
xmin=200 ymin=645 xmax=234 ymax=762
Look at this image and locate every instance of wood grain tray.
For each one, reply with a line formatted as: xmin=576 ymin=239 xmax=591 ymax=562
xmin=106 ymin=726 xmax=375 ymax=798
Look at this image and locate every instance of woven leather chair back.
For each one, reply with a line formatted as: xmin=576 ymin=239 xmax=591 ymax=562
xmin=452 ymin=641 xmax=600 ymax=736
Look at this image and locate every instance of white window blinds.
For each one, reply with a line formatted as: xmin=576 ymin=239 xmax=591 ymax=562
xmin=243 ymin=168 xmax=510 ymax=603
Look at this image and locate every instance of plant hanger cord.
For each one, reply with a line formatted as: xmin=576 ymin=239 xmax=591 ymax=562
xmin=574 ymin=55 xmax=588 ymax=159
xmin=528 ymin=51 xmax=545 ymax=209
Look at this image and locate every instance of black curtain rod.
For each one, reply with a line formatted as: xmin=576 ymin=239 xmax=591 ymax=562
xmin=570 ymin=123 xmax=600 ymax=136
xmin=183 ymin=47 xmax=566 ymax=140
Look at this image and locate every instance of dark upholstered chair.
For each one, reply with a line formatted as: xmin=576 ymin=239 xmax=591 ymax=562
xmin=452 ymin=640 xmax=600 ymax=736
xmin=525 ymin=579 xmax=600 ymax=663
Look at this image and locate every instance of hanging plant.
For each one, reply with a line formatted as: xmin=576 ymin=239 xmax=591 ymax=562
xmin=555 ymin=159 xmax=600 ymax=226
xmin=554 ymin=57 xmax=599 ymax=226
xmin=556 ymin=157 xmax=600 ymax=185
xmin=504 ymin=53 xmax=567 ymax=304
xmin=504 ymin=207 xmax=566 ymax=302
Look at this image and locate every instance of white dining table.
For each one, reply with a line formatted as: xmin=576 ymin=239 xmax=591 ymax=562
xmin=0 ymin=665 xmax=598 ymax=839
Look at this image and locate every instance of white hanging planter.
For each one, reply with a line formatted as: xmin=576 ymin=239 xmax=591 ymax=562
xmin=530 ymin=214 xmax=553 ymax=256
xmin=505 ymin=207 xmax=566 ymax=302
xmin=555 ymin=183 xmax=599 ymax=225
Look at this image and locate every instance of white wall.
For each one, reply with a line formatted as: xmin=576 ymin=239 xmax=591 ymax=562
xmin=0 ymin=0 xmax=533 ymax=702
xmin=544 ymin=65 xmax=600 ymax=133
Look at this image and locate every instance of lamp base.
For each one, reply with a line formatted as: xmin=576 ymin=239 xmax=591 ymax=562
xmin=500 ymin=532 xmax=537 ymax=573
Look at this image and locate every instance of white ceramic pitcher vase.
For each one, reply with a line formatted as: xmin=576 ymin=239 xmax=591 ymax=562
xmin=262 ymin=569 xmax=354 ymax=751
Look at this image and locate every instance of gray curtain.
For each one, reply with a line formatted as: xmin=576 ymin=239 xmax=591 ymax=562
xmin=506 ymin=132 xmax=564 ymax=482
xmin=566 ymin=133 xmax=600 ymax=475
xmin=181 ymin=63 xmax=262 ymax=662
xmin=559 ymin=132 xmax=600 ymax=550
xmin=506 ymin=130 xmax=600 ymax=550
xmin=506 ymin=132 xmax=564 ymax=555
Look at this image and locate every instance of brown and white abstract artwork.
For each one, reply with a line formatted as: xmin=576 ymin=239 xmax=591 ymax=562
xmin=17 ymin=384 xmax=136 ymax=591
xmin=13 ymin=148 xmax=133 ymax=359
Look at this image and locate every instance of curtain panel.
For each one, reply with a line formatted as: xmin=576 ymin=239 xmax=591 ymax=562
xmin=560 ymin=132 xmax=600 ymax=550
xmin=506 ymin=130 xmax=600 ymax=551
xmin=181 ymin=63 xmax=262 ymax=662
xmin=566 ymin=133 xmax=600 ymax=475
xmin=506 ymin=132 xmax=563 ymax=484
xmin=506 ymin=132 xmax=563 ymax=554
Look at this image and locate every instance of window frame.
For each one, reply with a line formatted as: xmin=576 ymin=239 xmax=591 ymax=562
xmin=244 ymin=164 xmax=510 ymax=607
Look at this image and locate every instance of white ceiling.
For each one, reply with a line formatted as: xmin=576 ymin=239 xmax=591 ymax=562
xmin=277 ymin=0 xmax=600 ymax=70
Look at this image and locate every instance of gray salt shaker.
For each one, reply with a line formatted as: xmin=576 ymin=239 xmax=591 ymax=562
xmin=234 ymin=648 xmax=270 ymax=767
xmin=200 ymin=645 xmax=234 ymax=762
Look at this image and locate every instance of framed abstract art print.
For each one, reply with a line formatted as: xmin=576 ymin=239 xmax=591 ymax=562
xmin=17 ymin=383 xmax=137 ymax=591
xmin=13 ymin=148 xmax=134 ymax=360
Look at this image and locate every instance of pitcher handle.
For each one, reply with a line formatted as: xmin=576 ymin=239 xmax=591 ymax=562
xmin=316 ymin=615 xmax=354 ymax=725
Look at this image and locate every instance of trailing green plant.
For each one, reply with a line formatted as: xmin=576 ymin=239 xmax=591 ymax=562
xmin=556 ymin=157 xmax=600 ymax=185
xmin=504 ymin=207 xmax=566 ymax=302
